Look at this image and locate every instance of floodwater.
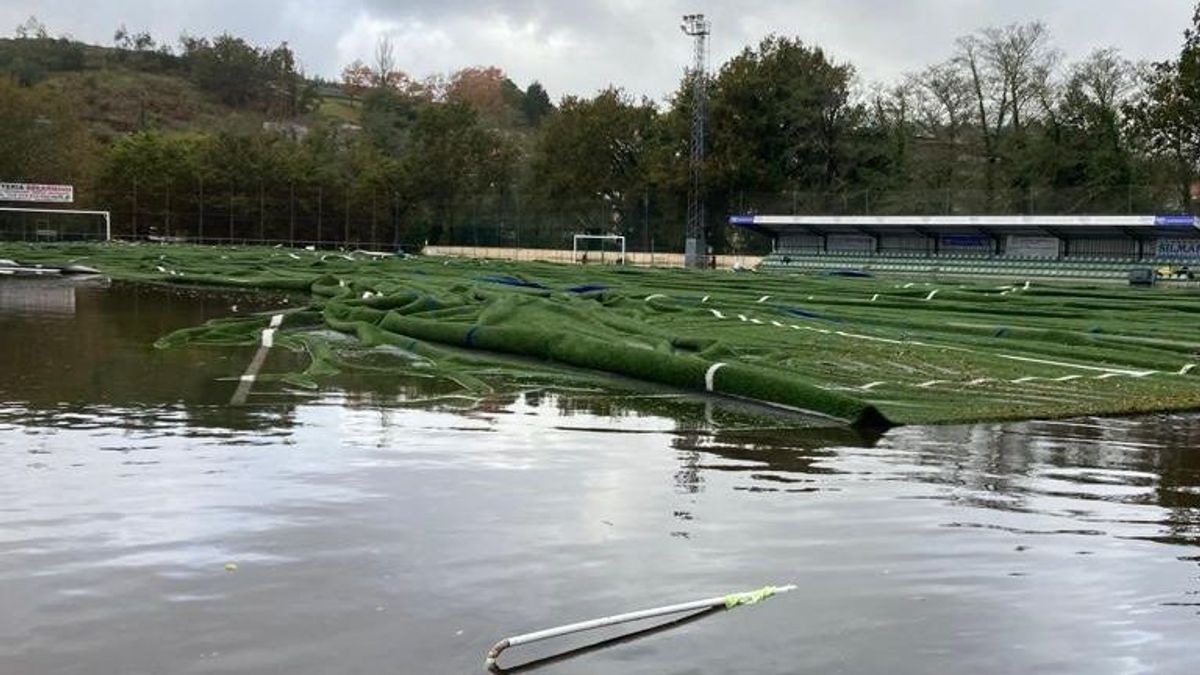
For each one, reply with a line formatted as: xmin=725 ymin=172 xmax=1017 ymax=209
xmin=1 ymin=277 xmax=1198 ymax=675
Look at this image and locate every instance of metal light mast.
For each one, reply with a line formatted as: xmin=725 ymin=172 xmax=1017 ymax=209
xmin=681 ymin=13 xmax=710 ymax=268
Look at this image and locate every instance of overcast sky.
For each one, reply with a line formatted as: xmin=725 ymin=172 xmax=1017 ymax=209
xmin=2 ymin=1 xmax=1194 ymax=102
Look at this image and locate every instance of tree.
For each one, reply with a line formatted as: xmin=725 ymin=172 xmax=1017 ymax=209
xmin=909 ymin=60 xmax=974 ymax=193
xmin=341 ymin=59 xmax=373 ymax=98
xmin=401 ymin=102 xmax=515 ymax=241
xmin=181 ymin=34 xmax=267 ymax=107
xmin=530 ymin=88 xmax=656 ymax=234
xmin=1127 ymin=4 xmax=1200 ymax=209
xmin=446 ymin=66 xmax=514 ymax=122
xmin=954 ymin=22 xmax=1058 ymax=208
xmin=180 ymin=34 xmax=308 ymax=115
xmin=706 ymin=35 xmax=861 ymax=197
xmin=521 ymin=81 xmax=553 ymax=126
xmin=1040 ymin=49 xmax=1136 ymax=202
xmin=14 ymin=16 xmax=48 ymax=40
xmin=372 ymin=36 xmax=411 ymax=89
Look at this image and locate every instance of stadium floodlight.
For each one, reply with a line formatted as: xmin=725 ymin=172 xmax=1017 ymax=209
xmin=681 ymin=13 xmax=710 ymax=269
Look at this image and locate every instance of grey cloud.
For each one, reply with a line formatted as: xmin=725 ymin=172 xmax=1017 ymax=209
xmin=0 ymin=0 xmax=1192 ymax=102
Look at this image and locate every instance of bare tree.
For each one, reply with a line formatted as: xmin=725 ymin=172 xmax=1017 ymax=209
xmin=980 ymin=22 xmax=1059 ymax=134
xmin=949 ymin=22 xmax=1059 ymax=208
xmin=14 ymin=15 xmax=48 ymax=39
xmin=1070 ymin=48 xmax=1135 ymax=111
xmin=373 ymin=36 xmax=397 ymax=89
xmin=910 ymin=60 xmax=973 ymax=140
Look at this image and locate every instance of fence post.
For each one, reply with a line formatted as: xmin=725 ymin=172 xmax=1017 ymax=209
xmin=392 ymin=191 xmax=399 ymax=251
xmin=317 ymin=185 xmax=323 ymax=247
xmin=228 ymin=189 xmax=234 ymax=243
xmin=132 ymin=176 xmax=138 ymax=238
xmin=165 ymin=179 xmax=172 ymax=238
xmin=198 ymin=173 xmax=204 ymax=244
xmin=259 ymin=180 xmax=265 ymax=243
xmin=289 ymin=181 xmax=296 ymax=247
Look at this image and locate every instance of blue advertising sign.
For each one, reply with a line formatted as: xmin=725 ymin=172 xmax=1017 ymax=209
xmin=939 ymin=234 xmax=991 ymax=247
xmin=1155 ymin=238 xmax=1200 ymax=258
xmin=729 ymin=215 xmax=755 ymax=225
xmin=1154 ymin=214 xmax=1198 ymax=228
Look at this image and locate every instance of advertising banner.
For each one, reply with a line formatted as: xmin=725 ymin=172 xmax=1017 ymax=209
xmin=939 ymin=234 xmax=991 ymax=250
xmin=1155 ymin=238 xmax=1200 ymax=258
xmin=0 ymin=182 xmax=74 ymax=203
xmin=1005 ymin=235 xmax=1060 ymax=258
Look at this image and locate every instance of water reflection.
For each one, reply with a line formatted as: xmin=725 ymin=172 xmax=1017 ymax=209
xmin=0 ymin=277 xmax=86 ymax=316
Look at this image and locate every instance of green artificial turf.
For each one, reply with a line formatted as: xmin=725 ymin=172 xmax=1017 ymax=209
xmin=5 ymin=241 xmax=1200 ymax=427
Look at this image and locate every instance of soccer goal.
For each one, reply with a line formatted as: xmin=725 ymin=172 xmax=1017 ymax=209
xmin=572 ymin=234 xmax=626 ymax=265
xmin=0 ymin=207 xmax=111 ymax=242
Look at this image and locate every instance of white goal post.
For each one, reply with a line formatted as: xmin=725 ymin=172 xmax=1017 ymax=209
xmin=572 ymin=234 xmax=626 ymax=265
xmin=0 ymin=207 xmax=111 ymax=241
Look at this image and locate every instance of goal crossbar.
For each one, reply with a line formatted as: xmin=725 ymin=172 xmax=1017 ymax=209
xmin=0 ymin=207 xmax=111 ymax=241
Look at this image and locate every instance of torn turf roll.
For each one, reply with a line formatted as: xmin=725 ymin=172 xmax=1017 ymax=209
xmin=373 ymin=312 xmax=891 ymax=428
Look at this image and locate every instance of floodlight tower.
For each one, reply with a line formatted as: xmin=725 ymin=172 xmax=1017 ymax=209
xmin=680 ymin=13 xmax=710 ymax=268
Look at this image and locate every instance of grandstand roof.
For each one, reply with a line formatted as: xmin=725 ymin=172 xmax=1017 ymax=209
xmin=729 ymin=214 xmax=1200 ymax=238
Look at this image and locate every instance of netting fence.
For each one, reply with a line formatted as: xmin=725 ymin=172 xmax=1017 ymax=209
xmin=2 ymin=183 xmax=1192 ymax=252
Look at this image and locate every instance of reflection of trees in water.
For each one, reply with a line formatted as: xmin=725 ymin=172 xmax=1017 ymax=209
xmin=673 ymin=425 xmax=882 ymax=477
xmin=2 ymin=279 xmax=287 ymax=410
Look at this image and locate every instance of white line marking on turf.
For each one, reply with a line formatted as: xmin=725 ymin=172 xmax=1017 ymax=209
xmin=737 ymin=314 xmax=748 ymax=322
xmin=925 ymin=289 xmax=939 ymax=301
xmin=709 ymin=309 xmax=725 ymax=319
xmin=701 ymin=295 xmax=710 ymax=303
xmin=917 ymin=380 xmax=944 ymax=388
xmin=757 ymin=295 xmax=771 ymax=303
xmin=644 ymin=294 xmax=666 ymax=302
xmin=997 ymin=354 xmax=1150 ymax=376
xmin=859 ymin=381 xmax=886 ymax=391
xmin=704 ymin=363 xmax=727 ymax=391
xmin=231 ymin=314 xmax=283 ymax=405
xmin=771 ymin=320 xmax=783 ymax=327
xmin=870 ymin=294 xmax=879 ymax=302
xmin=1180 ymin=364 xmax=1197 ymax=375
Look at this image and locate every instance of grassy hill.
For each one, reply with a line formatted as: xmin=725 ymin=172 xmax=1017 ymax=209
xmin=0 ymin=37 xmax=361 ymax=141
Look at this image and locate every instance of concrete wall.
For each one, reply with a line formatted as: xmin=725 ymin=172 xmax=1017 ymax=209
xmin=422 ymin=245 xmax=763 ymax=269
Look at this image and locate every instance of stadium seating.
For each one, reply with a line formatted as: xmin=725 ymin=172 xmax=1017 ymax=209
xmin=760 ymin=249 xmax=1195 ymax=280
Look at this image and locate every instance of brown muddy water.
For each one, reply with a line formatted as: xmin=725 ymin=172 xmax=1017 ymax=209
xmin=1 ymin=277 xmax=1199 ymax=675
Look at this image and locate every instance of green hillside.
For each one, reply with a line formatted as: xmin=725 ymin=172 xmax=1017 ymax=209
xmin=0 ymin=36 xmax=359 ymax=139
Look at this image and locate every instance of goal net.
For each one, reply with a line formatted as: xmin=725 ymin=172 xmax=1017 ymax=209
xmin=0 ymin=207 xmax=111 ymax=242
xmin=572 ymin=234 xmax=626 ymax=265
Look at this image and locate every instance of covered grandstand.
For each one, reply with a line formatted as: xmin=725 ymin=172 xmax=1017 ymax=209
xmin=731 ymin=214 xmax=1200 ymax=280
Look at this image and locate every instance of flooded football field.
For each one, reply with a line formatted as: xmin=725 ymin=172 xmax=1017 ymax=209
xmin=1 ymin=278 xmax=1198 ymax=674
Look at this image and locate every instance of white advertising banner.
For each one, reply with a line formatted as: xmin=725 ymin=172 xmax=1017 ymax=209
xmin=0 ymin=182 xmax=74 ymax=203
xmin=1155 ymin=238 xmax=1200 ymax=258
xmin=826 ymin=234 xmax=876 ymax=251
xmin=1005 ymin=235 xmax=1060 ymax=258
